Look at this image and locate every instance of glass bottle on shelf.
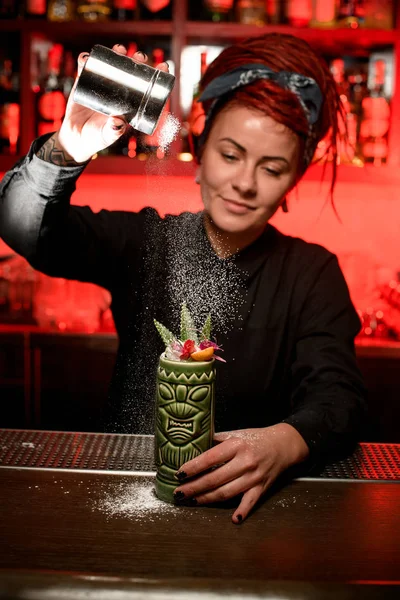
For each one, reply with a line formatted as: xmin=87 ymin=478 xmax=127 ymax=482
xmin=112 ymin=0 xmax=137 ymax=20
xmin=76 ymin=0 xmax=112 ymax=20
xmin=359 ymin=59 xmax=391 ymax=166
xmin=287 ymin=0 xmax=312 ymax=27
xmin=189 ymin=50 xmax=207 ymax=136
xmin=266 ymin=0 xmax=284 ymax=24
xmin=61 ymin=50 xmax=76 ymax=99
xmin=25 ymin=0 xmax=47 ymax=18
xmin=0 ymin=58 xmax=20 ymax=155
xmin=141 ymin=47 xmax=170 ymax=157
xmin=182 ymin=49 xmax=208 ymax=157
xmin=330 ymin=58 xmax=361 ymax=165
xmin=235 ymin=1 xmax=266 ymax=25
xmin=311 ymin=0 xmax=337 ymax=27
xmin=0 ymin=0 xmax=20 ymax=18
xmin=36 ymin=44 xmax=67 ymax=137
xmin=47 ymin=0 xmax=75 ymax=20
xmin=347 ymin=60 xmax=368 ymax=137
xmin=203 ymin=0 xmax=234 ymax=22
xmin=338 ymin=0 xmax=365 ymax=27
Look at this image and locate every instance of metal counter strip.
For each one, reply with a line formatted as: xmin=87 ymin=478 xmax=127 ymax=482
xmin=0 ymin=429 xmax=399 ymax=480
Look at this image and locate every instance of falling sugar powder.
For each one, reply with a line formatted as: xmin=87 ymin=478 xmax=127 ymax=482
xmin=158 ymin=113 xmax=181 ymax=152
xmin=95 ymin=479 xmax=179 ymax=521
xmin=104 ymin=210 xmax=248 ymax=434
xmin=164 ymin=212 xmax=246 ymax=334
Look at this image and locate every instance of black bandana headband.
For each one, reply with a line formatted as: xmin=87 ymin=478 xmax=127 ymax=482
xmin=197 ymin=63 xmax=323 ymax=168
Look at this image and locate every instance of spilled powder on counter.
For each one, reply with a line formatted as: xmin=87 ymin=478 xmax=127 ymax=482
xmin=95 ymin=479 xmax=180 ymax=520
xmin=274 ymin=496 xmax=297 ymax=509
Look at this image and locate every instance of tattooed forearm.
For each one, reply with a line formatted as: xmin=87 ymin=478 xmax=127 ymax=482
xmin=36 ymin=134 xmax=85 ymax=166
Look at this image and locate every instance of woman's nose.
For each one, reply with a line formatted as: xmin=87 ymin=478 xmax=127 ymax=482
xmin=231 ymin=164 xmax=257 ymax=196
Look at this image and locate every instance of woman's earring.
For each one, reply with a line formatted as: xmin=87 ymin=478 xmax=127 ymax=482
xmin=281 ymin=198 xmax=289 ymax=213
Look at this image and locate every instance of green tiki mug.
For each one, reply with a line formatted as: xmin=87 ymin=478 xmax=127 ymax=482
xmin=155 ymin=354 xmax=215 ymax=503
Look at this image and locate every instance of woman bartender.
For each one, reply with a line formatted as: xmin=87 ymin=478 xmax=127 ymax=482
xmin=0 ymin=34 xmax=366 ymax=523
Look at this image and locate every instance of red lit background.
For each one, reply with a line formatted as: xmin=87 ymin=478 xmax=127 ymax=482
xmin=1 ymin=165 xmax=399 ymax=335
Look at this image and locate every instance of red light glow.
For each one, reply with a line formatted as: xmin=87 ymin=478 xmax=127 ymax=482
xmin=1 ymin=167 xmax=400 ymax=335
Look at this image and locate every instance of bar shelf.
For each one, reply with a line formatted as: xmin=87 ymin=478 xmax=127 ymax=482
xmin=1 ymin=1 xmax=400 ymax=170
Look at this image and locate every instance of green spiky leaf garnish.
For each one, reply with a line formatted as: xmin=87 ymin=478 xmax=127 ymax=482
xmin=154 ymin=303 xmax=225 ymax=363
xmin=180 ymin=301 xmax=199 ymax=344
xmin=200 ymin=312 xmax=212 ymax=341
xmin=154 ymin=319 xmax=175 ymax=347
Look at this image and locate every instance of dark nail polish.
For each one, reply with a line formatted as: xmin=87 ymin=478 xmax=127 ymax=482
xmin=176 ymin=471 xmax=187 ymax=481
xmin=82 ymin=53 xmax=90 ymax=59
xmin=174 ymin=491 xmax=185 ymax=501
xmin=236 ymin=514 xmax=243 ymax=523
xmin=136 ymin=51 xmax=148 ymax=59
xmin=112 ymin=124 xmax=124 ymax=131
xmin=188 ymin=498 xmax=198 ymax=506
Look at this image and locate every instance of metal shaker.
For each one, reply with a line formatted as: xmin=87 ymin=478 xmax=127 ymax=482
xmin=73 ymin=44 xmax=176 ymax=135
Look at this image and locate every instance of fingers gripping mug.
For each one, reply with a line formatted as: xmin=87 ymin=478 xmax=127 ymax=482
xmin=73 ymin=44 xmax=176 ymax=135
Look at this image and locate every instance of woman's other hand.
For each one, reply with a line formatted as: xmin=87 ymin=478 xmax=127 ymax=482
xmin=174 ymin=423 xmax=309 ymax=524
xmin=56 ymin=44 xmax=170 ymax=163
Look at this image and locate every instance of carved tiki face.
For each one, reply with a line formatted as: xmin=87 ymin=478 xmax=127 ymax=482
xmin=156 ymin=355 xmax=215 ymax=447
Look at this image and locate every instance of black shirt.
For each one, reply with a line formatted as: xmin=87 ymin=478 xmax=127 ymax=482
xmin=0 ymin=137 xmax=367 ymax=459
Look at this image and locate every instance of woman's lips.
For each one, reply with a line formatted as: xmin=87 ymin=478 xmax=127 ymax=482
xmin=222 ymin=198 xmax=256 ymax=215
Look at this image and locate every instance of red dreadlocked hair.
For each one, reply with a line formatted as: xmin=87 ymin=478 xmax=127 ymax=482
xmin=190 ymin=33 xmax=345 ymax=206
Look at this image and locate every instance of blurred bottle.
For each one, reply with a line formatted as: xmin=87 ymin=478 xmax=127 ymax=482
xmin=0 ymin=256 xmax=37 ymax=325
xmin=47 ymin=0 xmax=75 ymax=20
xmin=266 ymin=0 xmax=284 ymax=23
xmin=112 ymin=0 xmax=136 ymax=19
xmin=36 ymin=43 xmax=67 ymax=137
xmin=33 ymin=275 xmax=71 ymax=330
xmin=76 ymin=0 xmax=112 ymax=20
xmin=0 ymin=58 xmax=20 ymax=155
xmin=182 ymin=49 xmax=208 ymax=157
xmin=287 ymin=0 xmax=312 ymax=26
xmin=359 ymin=58 xmax=390 ymax=166
xmin=347 ymin=61 xmax=368 ymax=147
xmin=138 ymin=0 xmax=172 ymax=19
xmin=189 ymin=50 xmax=207 ymax=137
xmin=31 ymin=45 xmax=42 ymax=107
xmin=61 ymin=50 xmax=76 ymax=98
xmin=203 ymin=0 xmax=234 ymax=22
xmin=357 ymin=308 xmax=398 ymax=340
xmin=0 ymin=0 xmax=20 ymax=18
xmin=25 ymin=0 xmax=47 ymax=17
xmin=380 ymin=277 xmax=400 ymax=312
xmin=236 ymin=0 xmax=266 ymax=25
xmin=311 ymin=0 xmax=337 ymax=27
xmin=338 ymin=0 xmax=365 ymax=27
xmin=141 ymin=47 xmax=170 ymax=156
xmin=364 ymin=0 xmax=394 ymax=29
xmin=330 ymin=58 xmax=361 ymax=165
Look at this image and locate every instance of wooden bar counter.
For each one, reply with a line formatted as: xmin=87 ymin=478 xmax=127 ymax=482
xmin=0 ymin=431 xmax=399 ymax=599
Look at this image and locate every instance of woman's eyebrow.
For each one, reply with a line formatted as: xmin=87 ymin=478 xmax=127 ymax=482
xmin=219 ymin=137 xmax=290 ymax=166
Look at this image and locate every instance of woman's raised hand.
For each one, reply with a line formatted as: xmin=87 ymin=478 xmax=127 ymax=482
xmin=56 ymin=44 xmax=169 ymax=164
xmin=174 ymin=423 xmax=309 ymax=524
